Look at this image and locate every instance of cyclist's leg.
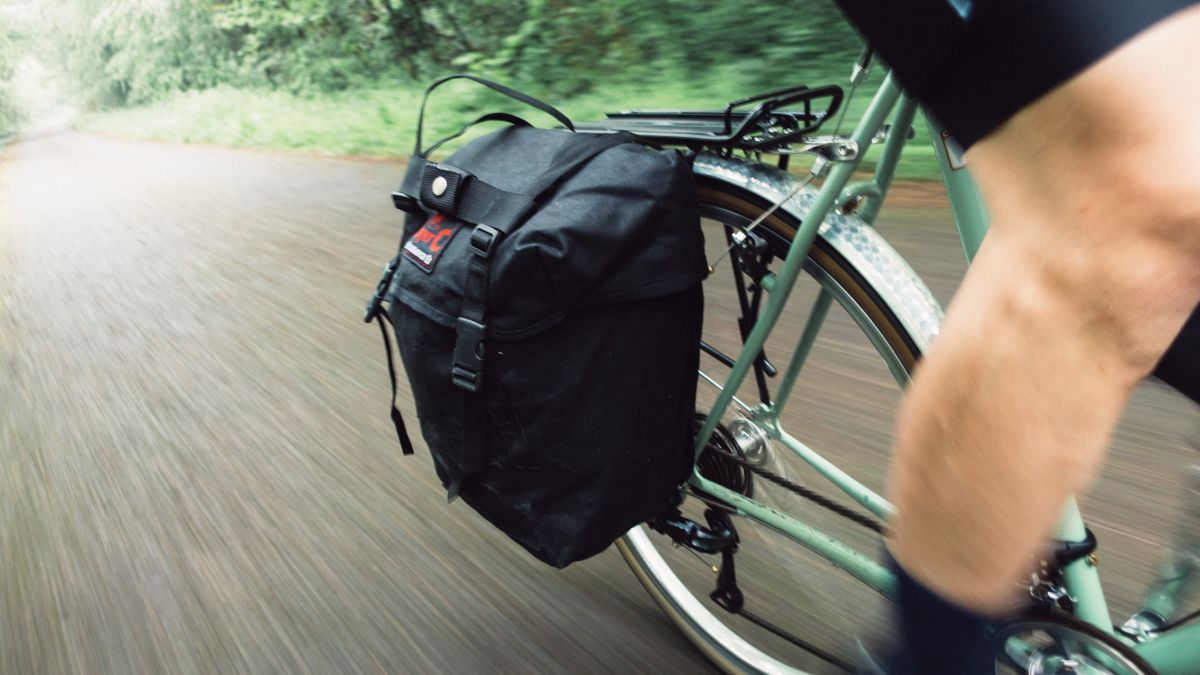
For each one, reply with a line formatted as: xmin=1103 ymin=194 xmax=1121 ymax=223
xmin=885 ymin=0 xmax=1200 ymax=663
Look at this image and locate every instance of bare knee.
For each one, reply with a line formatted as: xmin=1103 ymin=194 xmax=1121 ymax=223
xmin=964 ymin=3 xmax=1200 ymax=361
xmin=1072 ymin=163 xmax=1198 ymax=369
xmin=969 ymin=95 xmax=1200 ymax=378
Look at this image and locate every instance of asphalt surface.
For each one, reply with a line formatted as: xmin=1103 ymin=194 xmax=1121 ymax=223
xmin=1 ymin=132 xmax=1196 ymax=674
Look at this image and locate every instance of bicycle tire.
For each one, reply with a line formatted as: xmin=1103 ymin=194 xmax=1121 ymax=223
xmin=618 ymin=155 xmax=942 ymax=674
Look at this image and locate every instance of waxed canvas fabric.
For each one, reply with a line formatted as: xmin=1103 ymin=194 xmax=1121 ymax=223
xmin=385 ymin=125 xmax=706 ymax=567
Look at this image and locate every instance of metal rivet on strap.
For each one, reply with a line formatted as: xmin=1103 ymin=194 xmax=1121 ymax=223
xmin=431 ymin=175 xmax=448 ymax=197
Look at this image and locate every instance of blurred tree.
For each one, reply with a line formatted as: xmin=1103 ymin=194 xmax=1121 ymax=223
xmin=373 ymin=0 xmax=526 ymax=77
xmin=0 ymin=25 xmax=19 ymax=133
xmin=669 ymin=0 xmax=861 ymax=86
xmin=38 ymin=0 xmax=864 ymax=111
xmin=480 ymin=0 xmax=860 ymax=95
xmin=212 ymin=0 xmax=391 ymax=92
xmin=57 ymin=0 xmax=230 ymax=107
xmin=490 ymin=0 xmax=663 ymax=96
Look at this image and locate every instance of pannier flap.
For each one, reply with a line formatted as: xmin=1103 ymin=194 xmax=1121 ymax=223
xmin=387 ymin=126 xmax=706 ymax=340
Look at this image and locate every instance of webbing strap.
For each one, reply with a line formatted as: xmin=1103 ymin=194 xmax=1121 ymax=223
xmin=450 ymin=225 xmax=499 ymax=393
xmin=364 ymin=251 xmax=414 ymax=459
xmin=401 ymin=157 xmax=535 ymax=233
xmin=415 ymin=74 xmax=574 ymax=157
xmin=374 ymin=311 xmax=416 ymax=456
xmin=421 ymin=111 xmax=531 ymax=159
xmin=403 ymin=131 xmax=636 ymax=236
xmin=450 ymin=390 xmax=488 ymax=500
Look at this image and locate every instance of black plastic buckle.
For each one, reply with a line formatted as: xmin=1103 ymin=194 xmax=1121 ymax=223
xmin=363 ymin=257 xmax=400 ymax=322
xmin=391 ymin=191 xmax=421 ymax=213
xmin=469 ymin=224 xmax=501 ymax=259
xmin=451 ymin=317 xmax=486 ymax=392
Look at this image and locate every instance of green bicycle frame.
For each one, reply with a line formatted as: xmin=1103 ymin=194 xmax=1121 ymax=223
xmin=687 ymin=70 xmax=1200 ymax=674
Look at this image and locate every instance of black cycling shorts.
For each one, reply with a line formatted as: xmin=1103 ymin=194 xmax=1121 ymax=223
xmin=833 ymin=0 xmax=1199 ymax=148
xmin=1156 ymin=308 xmax=1200 ymax=404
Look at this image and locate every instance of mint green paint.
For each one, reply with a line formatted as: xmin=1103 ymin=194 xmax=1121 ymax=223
xmin=856 ymin=94 xmax=919 ymax=225
xmin=692 ymin=73 xmax=904 ymax=461
xmin=1134 ymin=620 xmax=1200 ymax=674
xmin=1054 ymin=498 xmax=1114 ymax=634
xmin=773 ymin=426 xmax=895 ymax=521
xmin=770 ymin=290 xmax=834 ymax=417
xmin=926 ymin=114 xmax=991 ymax=262
xmin=691 ymin=472 xmax=897 ymax=599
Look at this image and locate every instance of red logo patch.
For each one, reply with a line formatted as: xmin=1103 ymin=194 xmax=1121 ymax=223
xmin=402 ymin=214 xmax=460 ymax=273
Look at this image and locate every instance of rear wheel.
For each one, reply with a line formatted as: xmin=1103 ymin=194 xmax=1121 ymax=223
xmin=619 ymin=171 xmax=931 ymax=673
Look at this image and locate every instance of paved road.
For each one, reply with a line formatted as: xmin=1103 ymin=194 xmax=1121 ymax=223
xmin=0 ymin=132 xmax=1195 ymax=674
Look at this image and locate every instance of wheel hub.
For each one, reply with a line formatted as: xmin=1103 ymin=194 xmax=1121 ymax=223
xmin=727 ymin=416 xmax=773 ymax=466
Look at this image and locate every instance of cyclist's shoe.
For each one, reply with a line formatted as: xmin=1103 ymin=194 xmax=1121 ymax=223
xmin=851 ymin=556 xmax=996 ymax=674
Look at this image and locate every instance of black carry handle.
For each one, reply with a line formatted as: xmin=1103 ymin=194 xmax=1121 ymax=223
xmin=422 ymin=111 xmax=531 ymax=158
xmin=415 ymin=74 xmax=576 ymax=157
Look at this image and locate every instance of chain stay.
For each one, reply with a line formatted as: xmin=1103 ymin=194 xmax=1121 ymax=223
xmin=709 ymin=446 xmax=887 ymax=535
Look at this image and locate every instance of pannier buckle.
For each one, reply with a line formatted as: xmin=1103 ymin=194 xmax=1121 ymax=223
xmin=363 ymin=257 xmax=400 ymax=322
xmin=391 ymin=191 xmax=421 ymax=213
xmin=469 ymin=224 xmax=501 ymax=259
xmin=452 ymin=317 xmax=486 ymax=392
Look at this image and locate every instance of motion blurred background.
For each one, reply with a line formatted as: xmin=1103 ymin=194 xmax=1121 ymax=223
xmin=1 ymin=0 xmax=913 ymax=173
xmin=1 ymin=2 xmax=1196 ymax=674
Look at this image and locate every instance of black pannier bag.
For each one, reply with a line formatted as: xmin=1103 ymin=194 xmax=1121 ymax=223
xmin=364 ymin=75 xmax=707 ymax=567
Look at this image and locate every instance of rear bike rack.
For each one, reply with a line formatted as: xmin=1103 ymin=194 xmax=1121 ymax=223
xmin=576 ymin=83 xmax=843 ymax=155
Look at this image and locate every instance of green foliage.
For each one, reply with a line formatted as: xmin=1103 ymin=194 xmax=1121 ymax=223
xmin=128 ymin=3 xmax=217 ymax=101
xmin=47 ymin=0 xmax=865 ymax=110
xmin=0 ymin=0 xmax=952 ymax=185
xmin=62 ymin=0 xmax=940 ymax=176
xmin=212 ymin=1 xmax=389 ymax=92
xmin=483 ymin=0 xmax=653 ymax=96
xmin=0 ymin=6 xmax=29 ymax=133
xmin=0 ymin=37 xmax=17 ymax=134
xmin=479 ymin=0 xmax=861 ymax=96
xmin=80 ymin=67 xmax=943 ymax=181
xmin=57 ymin=0 xmax=229 ymax=108
xmin=672 ymin=0 xmax=861 ymax=86
xmin=83 ymin=85 xmax=422 ymax=155
xmin=49 ymin=0 xmax=530 ymax=107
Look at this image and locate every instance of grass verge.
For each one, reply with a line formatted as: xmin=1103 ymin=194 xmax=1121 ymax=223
xmin=79 ymin=74 xmax=942 ymax=181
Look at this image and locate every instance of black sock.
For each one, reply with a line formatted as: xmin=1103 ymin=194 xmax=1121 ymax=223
xmin=890 ymin=555 xmax=995 ymax=674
